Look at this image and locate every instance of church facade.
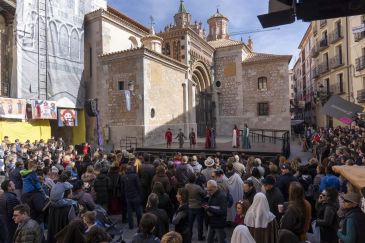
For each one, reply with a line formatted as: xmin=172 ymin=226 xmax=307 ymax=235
xmin=84 ymin=1 xmax=291 ymax=147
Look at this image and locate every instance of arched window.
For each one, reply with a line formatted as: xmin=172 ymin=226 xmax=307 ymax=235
xmin=70 ymin=29 xmax=79 ymax=60
xmin=258 ymin=77 xmax=267 ymax=90
xmin=129 ymin=36 xmax=138 ymax=48
xmin=48 ymin=21 xmax=58 ymax=55
xmin=59 ymin=25 xmax=69 ymax=57
xmin=164 ymin=43 xmax=170 ymax=56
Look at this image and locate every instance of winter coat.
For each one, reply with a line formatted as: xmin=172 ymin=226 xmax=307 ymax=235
xmin=108 ymin=169 xmax=122 ymax=198
xmin=20 ymin=170 xmax=41 ymax=193
xmin=265 ymin=186 xmax=284 ymax=218
xmin=337 ymin=207 xmax=365 ymax=243
xmin=277 ymin=173 xmax=298 ymax=201
xmin=146 ymin=207 xmax=169 ymax=239
xmin=0 ymin=191 xmax=20 ymax=242
xmin=121 ymin=171 xmax=142 ymax=202
xmin=131 ymin=233 xmax=160 ymax=243
xmin=172 ymin=203 xmax=190 ymax=243
xmin=9 ymin=167 xmax=23 ymax=190
xmin=72 ymin=191 xmax=96 ymax=211
xmin=20 ymin=191 xmax=48 ymax=224
xmin=13 ymin=218 xmax=42 ymax=243
xmin=175 ymin=164 xmax=193 ymax=186
xmin=316 ymin=201 xmax=339 ymax=243
xmin=206 ymin=189 xmax=227 ymax=228
xmin=185 ymin=183 xmax=206 ymax=209
xmin=93 ymin=173 xmax=111 ymax=205
xmin=152 ymin=172 xmax=171 ymax=193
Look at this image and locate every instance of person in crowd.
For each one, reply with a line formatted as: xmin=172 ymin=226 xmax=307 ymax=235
xmin=121 ymin=165 xmax=143 ymax=229
xmin=131 ymin=213 xmax=160 ymax=243
xmin=315 ymin=187 xmax=339 ymax=243
xmin=204 ymin=180 xmax=227 ymax=243
xmin=226 ymin=161 xmax=244 ymax=223
xmin=175 ymin=156 xmax=193 ymax=187
xmin=172 ymin=188 xmax=190 ymax=243
xmin=72 ymin=180 xmax=96 ymax=211
xmin=277 ymin=164 xmax=298 ymax=201
xmin=190 ymin=155 xmax=202 ymax=174
xmin=145 ymin=193 xmax=169 ymax=239
xmin=0 ymin=180 xmax=20 ymax=243
xmin=337 ymin=192 xmax=365 ymax=243
xmin=231 ymin=225 xmax=256 ymax=243
xmin=9 ymin=161 xmax=23 ymax=200
xmin=277 ymin=229 xmax=301 ymax=243
xmin=161 ymin=231 xmax=183 ymax=243
xmin=234 ymin=199 xmax=250 ymax=226
xmin=20 ymin=160 xmax=42 ymax=194
xmin=151 ymin=182 xmax=173 ymax=219
xmin=185 ymin=173 xmax=206 ymax=241
xmin=108 ymin=161 xmax=122 ymax=214
xmin=248 ymin=167 xmax=263 ymax=193
xmin=232 ymin=155 xmax=245 ymax=177
xmin=82 ymin=211 xmax=99 ymax=234
xmin=243 ymin=180 xmax=256 ymax=204
xmin=93 ymin=167 xmax=110 ymax=210
xmin=12 ymin=204 xmax=42 ymax=243
xmin=244 ymin=192 xmax=278 ymax=243
xmin=201 ymin=157 xmax=215 ymax=182
xmin=85 ymin=225 xmax=112 ymax=243
xmin=313 ymin=164 xmax=325 ymax=200
xmin=319 ymin=165 xmax=340 ymax=192
xmin=139 ymin=155 xmax=156 ymax=206
xmin=81 ymin=165 xmax=96 ymax=187
xmin=152 ymin=165 xmax=171 ymax=194
xmin=54 ymin=219 xmax=86 ymax=243
xmin=262 ymin=175 xmax=284 ymax=218
xmin=280 ymin=181 xmax=311 ymax=241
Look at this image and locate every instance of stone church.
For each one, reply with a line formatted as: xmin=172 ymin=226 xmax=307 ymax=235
xmin=84 ymin=1 xmax=291 ymax=147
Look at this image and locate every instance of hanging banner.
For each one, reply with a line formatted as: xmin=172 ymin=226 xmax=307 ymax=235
xmin=0 ymin=97 xmax=26 ymax=120
xmin=58 ymin=109 xmax=78 ymax=127
xmin=31 ymin=100 xmax=57 ymax=120
xmin=15 ymin=0 xmax=107 ymax=108
xmin=124 ymin=90 xmax=131 ymax=111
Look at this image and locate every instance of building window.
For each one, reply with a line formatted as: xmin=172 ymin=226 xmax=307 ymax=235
xmin=258 ymin=77 xmax=267 ymax=90
xmin=337 ymin=73 xmax=344 ymax=93
xmin=336 ymin=45 xmax=343 ymax=64
xmin=258 ymin=102 xmax=269 ymax=116
xmin=118 ymin=81 xmax=125 ymax=91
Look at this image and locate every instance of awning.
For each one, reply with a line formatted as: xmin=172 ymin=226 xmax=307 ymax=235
xmin=332 ymin=166 xmax=365 ymax=191
xmin=291 ymin=119 xmax=304 ymax=126
xmin=322 ymin=95 xmax=364 ymax=124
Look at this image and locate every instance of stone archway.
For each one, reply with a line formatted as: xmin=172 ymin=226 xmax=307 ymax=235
xmin=191 ymin=61 xmax=214 ymax=137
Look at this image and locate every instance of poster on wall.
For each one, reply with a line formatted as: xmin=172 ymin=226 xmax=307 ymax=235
xmin=58 ymin=109 xmax=78 ymax=127
xmin=0 ymin=97 xmax=26 ymax=120
xmin=31 ymin=100 xmax=57 ymax=119
xmin=15 ymin=0 xmax=107 ymax=108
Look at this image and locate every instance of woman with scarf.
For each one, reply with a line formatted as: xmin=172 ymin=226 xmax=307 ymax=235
xmin=172 ymin=188 xmax=190 ymax=243
xmin=244 ymin=192 xmax=278 ymax=243
xmin=231 ymin=225 xmax=256 ymax=243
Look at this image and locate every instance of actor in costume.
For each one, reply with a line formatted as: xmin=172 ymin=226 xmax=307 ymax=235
xmin=175 ymin=129 xmax=186 ymax=148
xmin=189 ymin=128 xmax=196 ymax=149
xmin=242 ymin=123 xmax=251 ymax=149
xmin=205 ymin=126 xmax=211 ymax=149
xmin=232 ymin=125 xmax=240 ymax=148
xmin=165 ymin=128 xmax=173 ymax=148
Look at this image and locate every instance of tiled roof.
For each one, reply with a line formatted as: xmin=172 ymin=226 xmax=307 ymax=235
xmin=208 ymin=9 xmax=227 ymax=20
xmin=208 ymin=39 xmax=243 ymax=49
xmin=243 ymin=52 xmax=292 ymax=64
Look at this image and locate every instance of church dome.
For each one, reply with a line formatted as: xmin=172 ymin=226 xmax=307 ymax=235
xmin=208 ymin=9 xmax=228 ymax=21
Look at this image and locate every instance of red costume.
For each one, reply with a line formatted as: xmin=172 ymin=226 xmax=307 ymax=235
xmin=83 ymin=144 xmax=89 ymax=155
xmin=165 ymin=130 xmax=172 ymax=144
xmin=205 ymin=127 xmax=211 ymax=149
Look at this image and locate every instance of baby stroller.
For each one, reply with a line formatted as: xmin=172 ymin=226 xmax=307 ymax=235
xmin=94 ymin=205 xmax=125 ymax=243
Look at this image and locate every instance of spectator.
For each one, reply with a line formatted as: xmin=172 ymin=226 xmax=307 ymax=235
xmin=319 ymin=165 xmax=340 ymax=192
xmin=242 ymin=180 xmax=256 ymax=204
xmin=152 ymin=182 xmax=173 ymax=219
xmin=72 ymin=180 xmax=96 ymax=211
xmin=190 ymin=155 xmax=202 ymax=174
xmin=152 ymin=165 xmax=171 ymax=194
xmin=277 ymin=164 xmax=297 ymax=201
xmin=232 ymin=155 xmax=245 ymax=176
xmin=54 ymin=219 xmax=86 ymax=243
xmin=172 ymin=188 xmax=190 ymax=243
xmin=9 ymin=161 xmax=23 ymax=200
xmin=204 ymin=180 xmax=227 ymax=243
xmin=244 ymin=192 xmax=278 ymax=243
xmin=131 ymin=213 xmax=160 ymax=243
xmin=201 ymin=157 xmax=215 ymax=182
xmin=161 ymin=231 xmax=182 ymax=243
xmin=145 ymin=193 xmax=169 ymax=239
xmin=0 ymin=180 xmax=20 ymax=243
xmin=12 ymin=204 xmax=42 ymax=243
xmin=234 ymin=200 xmax=250 ymax=226
xmin=226 ymin=161 xmax=244 ymax=223
xmin=20 ymin=160 xmax=42 ymax=194
xmin=93 ymin=167 xmax=110 ymax=209
xmin=248 ymin=167 xmax=263 ymax=193
xmin=175 ymin=156 xmax=193 ymax=188
xmin=138 ymin=157 xmax=155 ymax=206
xmin=85 ymin=225 xmax=112 ymax=243
xmin=263 ymin=175 xmax=284 ymax=218
xmin=231 ymin=225 xmax=256 ymax=243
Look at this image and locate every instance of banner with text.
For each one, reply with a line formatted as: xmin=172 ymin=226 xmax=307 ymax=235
xmin=0 ymin=97 xmax=26 ymax=120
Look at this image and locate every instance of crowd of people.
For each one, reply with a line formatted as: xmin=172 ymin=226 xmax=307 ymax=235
xmin=0 ymin=125 xmax=364 ymax=243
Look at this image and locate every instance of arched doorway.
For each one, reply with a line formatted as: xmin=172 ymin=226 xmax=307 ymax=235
xmin=192 ymin=61 xmax=214 ymax=137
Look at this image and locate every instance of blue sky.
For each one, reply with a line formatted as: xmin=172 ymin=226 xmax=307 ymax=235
xmin=108 ymin=0 xmax=309 ymax=67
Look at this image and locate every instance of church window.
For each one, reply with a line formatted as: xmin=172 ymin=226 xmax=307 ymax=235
xmin=258 ymin=102 xmax=269 ymax=116
xmin=258 ymin=77 xmax=268 ymax=90
xmin=118 ymin=81 xmax=125 ymax=91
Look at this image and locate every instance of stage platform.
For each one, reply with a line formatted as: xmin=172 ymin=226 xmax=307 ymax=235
xmin=135 ymin=137 xmax=285 ymax=158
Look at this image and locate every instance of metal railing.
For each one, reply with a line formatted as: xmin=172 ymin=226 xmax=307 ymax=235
xmin=355 ymin=55 xmax=365 ymax=72
xmin=357 ymin=89 xmax=365 ymax=103
xmin=354 ymin=31 xmax=365 ymax=42
xmin=120 ymin=136 xmax=138 ymax=150
xmin=329 ymin=29 xmax=342 ymax=44
xmin=330 ymin=55 xmax=343 ymax=69
xmin=311 ymin=65 xmax=320 ymax=78
xmin=319 ymin=62 xmax=329 ymax=74
xmin=310 ymin=43 xmax=319 ymax=58
xmin=319 ymin=38 xmax=328 ymax=50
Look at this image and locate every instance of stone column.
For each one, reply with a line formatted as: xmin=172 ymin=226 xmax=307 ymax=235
xmin=182 ymin=82 xmax=188 ymax=135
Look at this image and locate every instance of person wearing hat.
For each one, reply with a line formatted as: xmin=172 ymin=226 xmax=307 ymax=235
xmin=277 ymin=163 xmax=298 ymax=201
xmin=337 ymin=192 xmax=365 ymax=243
xmin=201 ymin=157 xmax=215 ymax=182
xmin=263 ymin=175 xmax=284 ymax=218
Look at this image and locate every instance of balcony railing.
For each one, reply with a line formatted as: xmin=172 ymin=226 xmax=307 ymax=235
xmin=319 ymin=38 xmax=328 ymax=50
xmin=357 ymin=89 xmax=365 ymax=103
xmin=319 ymin=62 xmax=329 ymax=74
xmin=330 ymin=55 xmax=343 ymax=69
xmin=354 ymin=31 xmax=365 ymax=42
xmin=310 ymin=43 xmax=319 ymax=58
xmin=329 ymin=29 xmax=343 ymax=44
xmin=311 ymin=66 xmax=320 ymax=79
xmin=356 ymin=55 xmax=365 ymax=72
xmin=320 ymin=19 xmax=327 ymax=28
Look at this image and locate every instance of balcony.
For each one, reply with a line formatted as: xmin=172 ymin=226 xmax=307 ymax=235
xmin=319 ymin=62 xmax=330 ymax=74
xmin=357 ymin=89 xmax=365 ymax=103
xmin=319 ymin=38 xmax=329 ymax=51
xmin=320 ymin=19 xmax=327 ymax=28
xmin=354 ymin=31 xmax=365 ymax=42
xmin=329 ymin=29 xmax=343 ymax=44
xmin=330 ymin=55 xmax=344 ymax=69
xmin=310 ymin=43 xmax=319 ymax=58
xmin=356 ymin=55 xmax=365 ymax=72
xmin=311 ymin=66 xmax=320 ymax=79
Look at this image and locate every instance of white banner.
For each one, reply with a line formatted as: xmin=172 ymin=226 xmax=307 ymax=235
xmin=15 ymin=0 xmax=107 ymax=108
xmin=124 ymin=90 xmax=131 ymax=112
xmin=352 ymin=24 xmax=365 ymax=34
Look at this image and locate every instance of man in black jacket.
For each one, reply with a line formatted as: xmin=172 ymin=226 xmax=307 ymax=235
xmin=121 ymin=165 xmax=143 ymax=229
xmin=263 ymin=175 xmax=284 ymax=218
xmin=0 ymin=180 xmax=20 ymax=243
xmin=203 ymin=180 xmax=227 ymax=243
xmin=277 ymin=164 xmax=298 ymax=201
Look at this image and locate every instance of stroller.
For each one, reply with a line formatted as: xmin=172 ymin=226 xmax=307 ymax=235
xmin=94 ymin=205 xmax=125 ymax=243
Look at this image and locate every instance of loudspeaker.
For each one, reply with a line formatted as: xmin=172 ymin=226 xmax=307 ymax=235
xmin=215 ymin=80 xmax=222 ymax=88
xmin=85 ymin=99 xmax=97 ymax=117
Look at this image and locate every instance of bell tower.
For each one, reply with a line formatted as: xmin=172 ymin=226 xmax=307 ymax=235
xmin=174 ymin=0 xmax=191 ymax=28
xmin=207 ymin=8 xmax=229 ymax=41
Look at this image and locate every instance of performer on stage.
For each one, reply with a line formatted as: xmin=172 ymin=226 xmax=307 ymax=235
xmin=242 ymin=123 xmax=251 ymax=149
xmin=189 ymin=128 xmax=196 ymax=149
xmin=232 ymin=125 xmax=240 ymax=148
xmin=165 ymin=128 xmax=173 ymax=148
xmin=211 ymin=127 xmax=216 ymax=148
xmin=205 ymin=126 xmax=211 ymax=149
xmin=175 ymin=129 xmax=186 ymax=148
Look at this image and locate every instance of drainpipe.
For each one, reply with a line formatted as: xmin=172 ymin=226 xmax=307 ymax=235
xmin=346 ymin=16 xmax=351 ymax=102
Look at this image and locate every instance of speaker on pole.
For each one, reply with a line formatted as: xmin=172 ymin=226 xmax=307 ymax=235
xmin=85 ymin=99 xmax=98 ymax=117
